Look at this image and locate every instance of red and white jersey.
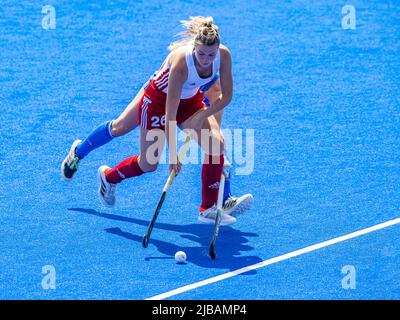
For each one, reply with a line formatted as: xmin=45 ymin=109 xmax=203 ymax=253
xmin=151 ymin=44 xmax=221 ymax=99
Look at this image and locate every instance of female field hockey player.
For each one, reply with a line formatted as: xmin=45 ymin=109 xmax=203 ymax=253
xmin=62 ymin=17 xmax=253 ymax=222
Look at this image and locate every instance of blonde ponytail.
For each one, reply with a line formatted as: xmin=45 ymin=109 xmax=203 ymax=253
xmin=168 ymin=16 xmax=220 ymax=51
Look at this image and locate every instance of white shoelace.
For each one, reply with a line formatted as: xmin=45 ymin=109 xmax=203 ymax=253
xmin=66 ymin=154 xmax=80 ymax=170
xmin=223 ymin=196 xmax=237 ymax=209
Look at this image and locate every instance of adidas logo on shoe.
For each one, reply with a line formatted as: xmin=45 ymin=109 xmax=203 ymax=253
xmin=223 ymin=194 xmax=254 ymax=217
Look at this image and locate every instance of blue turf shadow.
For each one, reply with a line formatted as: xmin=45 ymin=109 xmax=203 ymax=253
xmin=68 ymin=207 xmax=262 ymax=272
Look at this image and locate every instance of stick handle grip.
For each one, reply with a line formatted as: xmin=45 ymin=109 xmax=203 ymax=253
xmin=217 ymin=172 xmax=225 ymax=209
xmin=162 ymin=134 xmax=192 ymax=192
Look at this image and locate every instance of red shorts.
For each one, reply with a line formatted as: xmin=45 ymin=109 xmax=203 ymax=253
xmin=138 ymin=81 xmax=206 ymax=130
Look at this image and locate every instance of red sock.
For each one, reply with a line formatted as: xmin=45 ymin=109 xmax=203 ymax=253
xmin=105 ymin=155 xmax=144 ymax=184
xmin=200 ymin=154 xmax=224 ymax=212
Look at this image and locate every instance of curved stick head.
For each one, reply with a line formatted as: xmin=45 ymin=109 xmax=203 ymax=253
xmin=209 ymin=246 xmax=216 ymax=259
xmin=143 ymin=236 xmax=149 ymax=248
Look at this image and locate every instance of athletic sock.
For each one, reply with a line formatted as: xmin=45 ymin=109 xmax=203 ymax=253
xmin=75 ymin=120 xmax=114 ymax=159
xmin=105 ymin=155 xmax=144 ymax=184
xmin=200 ymin=154 xmax=224 ymax=212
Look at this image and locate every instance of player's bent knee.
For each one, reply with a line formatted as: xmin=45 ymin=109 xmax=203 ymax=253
xmin=144 ymin=166 xmax=158 ymax=173
xmin=110 ymin=122 xmax=123 ymax=137
xmin=138 ymin=160 xmax=158 ymax=173
xmin=111 ymin=120 xmax=134 ymax=137
xmin=205 ymin=140 xmax=224 ymax=156
xmin=212 ymin=133 xmax=225 ymax=156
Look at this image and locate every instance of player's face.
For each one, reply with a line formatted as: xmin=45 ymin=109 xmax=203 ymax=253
xmin=194 ymin=43 xmax=219 ymax=67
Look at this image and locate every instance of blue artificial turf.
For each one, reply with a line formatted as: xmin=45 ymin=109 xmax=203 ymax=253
xmin=1 ymin=0 xmax=399 ymax=299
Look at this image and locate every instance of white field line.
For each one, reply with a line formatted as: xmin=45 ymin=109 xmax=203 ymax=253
xmin=146 ymin=217 xmax=400 ymax=300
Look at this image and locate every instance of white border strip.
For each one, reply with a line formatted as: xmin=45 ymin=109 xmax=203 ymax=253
xmin=146 ymin=217 xmax=400 ymax=300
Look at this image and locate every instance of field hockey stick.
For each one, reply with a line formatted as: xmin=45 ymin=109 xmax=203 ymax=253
xmin=142 ymin=134 xmax=192 ymax=248
xmin=209 ymin=171 xmax=225 ymax=259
